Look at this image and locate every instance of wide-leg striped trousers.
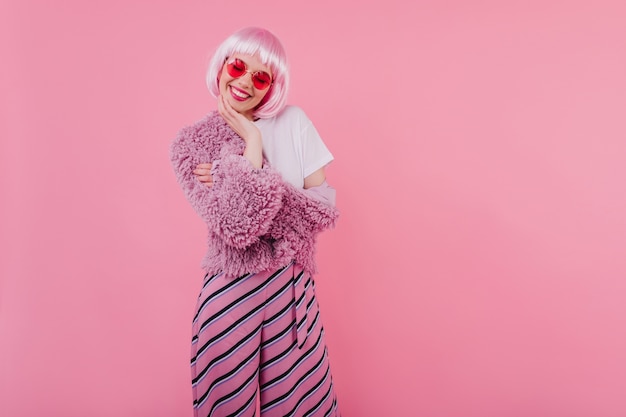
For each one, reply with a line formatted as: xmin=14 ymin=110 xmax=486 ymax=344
xmin=190 ymin=262 xmax=340 ymax=417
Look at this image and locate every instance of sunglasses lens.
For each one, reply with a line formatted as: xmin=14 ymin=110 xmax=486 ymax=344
xmin=226 ymin=58 xmax=246 ymax=77
xmin=252 ymin=72 xmax=272 ymax=90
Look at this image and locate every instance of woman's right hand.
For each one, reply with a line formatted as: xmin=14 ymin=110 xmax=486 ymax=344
xmin=193 ymin=163 xmax=213 ymax=187
xmin=217 ymin=95 xmax=264 ymax=169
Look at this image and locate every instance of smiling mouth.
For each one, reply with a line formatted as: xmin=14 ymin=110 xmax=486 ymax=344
xmin=230 ymin=86 xmax=250 ymax=100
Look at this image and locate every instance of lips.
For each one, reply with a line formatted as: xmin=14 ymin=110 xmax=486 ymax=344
xmin=229 ymin=85 xmax=250 ymax=102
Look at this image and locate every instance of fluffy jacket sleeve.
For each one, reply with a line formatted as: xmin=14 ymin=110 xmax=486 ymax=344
xmin=207 ymin=154 xmax=285 ymax=248
xmin=302 ymin=180 xmax=336 ymax=207
xmin=170 ymin=114 xmax=286 ymax=249
xmin=268 ymin=183 xmax=339 ymax=274
xmin=275 ymin=184 xmax=339 ymax=238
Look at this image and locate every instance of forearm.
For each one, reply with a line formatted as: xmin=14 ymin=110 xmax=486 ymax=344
xmin=243 ymin=134 xmax=264 ymax=169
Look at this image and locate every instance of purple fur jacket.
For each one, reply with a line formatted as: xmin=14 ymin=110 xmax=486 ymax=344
xmin=170 ymin=111 xmax=339 ymax=278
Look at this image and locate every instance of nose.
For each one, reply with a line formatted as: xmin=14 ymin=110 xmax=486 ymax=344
xmin=236 ymin=71 xmax=254 ymax=88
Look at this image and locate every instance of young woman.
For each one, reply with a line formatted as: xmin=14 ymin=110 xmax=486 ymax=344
xmin=170 ymin=27 xmax=341 ymax=417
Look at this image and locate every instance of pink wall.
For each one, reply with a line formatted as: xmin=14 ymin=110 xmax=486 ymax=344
xmin=2 ymin=1 xmax=626 ymax=416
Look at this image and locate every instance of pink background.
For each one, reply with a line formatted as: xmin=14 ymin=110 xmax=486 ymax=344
xmin=2 ymin=1 xmax=626 ymax=416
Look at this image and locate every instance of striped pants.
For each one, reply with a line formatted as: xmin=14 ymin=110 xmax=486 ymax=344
xmin=190 ymin=262 xmax=340 ymax=417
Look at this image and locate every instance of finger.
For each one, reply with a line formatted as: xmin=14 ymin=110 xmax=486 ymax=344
xmin=193 ymin=167 xmax=212 ymax=174
xmin=222 ymin=94 xmax=233 ymax=112
xmin=221 ymin=94 xmax=240 ymax=120
xmin=218 ymin=100 xmax=236 ymax=128
xmin=196 ymin=175 xmax=213 ymax=183
xmin=219 ymin=94 xmax=235 ymax=115
xmin=196 ymin=163 xmax=212 ymax=169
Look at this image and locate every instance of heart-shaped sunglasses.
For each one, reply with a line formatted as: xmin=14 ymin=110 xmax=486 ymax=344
xmin=226 ymin=58 xmax=272 ymax=90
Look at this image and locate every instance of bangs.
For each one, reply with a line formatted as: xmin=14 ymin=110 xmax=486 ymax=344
xmin=226 ymin=33 xmax=284 ymax=78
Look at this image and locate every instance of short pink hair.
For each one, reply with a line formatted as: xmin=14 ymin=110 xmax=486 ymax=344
xmin=206 ymin=27 xmax=289 ymax=119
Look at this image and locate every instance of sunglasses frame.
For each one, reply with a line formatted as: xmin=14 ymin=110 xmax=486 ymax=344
xmin=225 ymin=58 xmax=273 ymax=90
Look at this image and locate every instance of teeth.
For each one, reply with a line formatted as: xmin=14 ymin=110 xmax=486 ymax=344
xmin=231 ymin=87 xmax=249 ymax=99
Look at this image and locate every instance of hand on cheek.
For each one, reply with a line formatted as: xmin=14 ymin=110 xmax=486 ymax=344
xmin=217 ymin=94 xmax=264 ymax=169
xmin=217 ymin=94 xmax=262 ymax=146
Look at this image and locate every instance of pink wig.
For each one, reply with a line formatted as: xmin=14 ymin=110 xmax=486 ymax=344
xmin=206 ymin=27 xmax=289 ymax=119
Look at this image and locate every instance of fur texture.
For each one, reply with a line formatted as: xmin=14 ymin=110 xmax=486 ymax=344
xmin=170 ymin=111 xmax=339 ymax=278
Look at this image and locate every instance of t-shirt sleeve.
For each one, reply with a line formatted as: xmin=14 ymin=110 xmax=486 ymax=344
xmin=301 ymin=115 xmax=334 ymax=178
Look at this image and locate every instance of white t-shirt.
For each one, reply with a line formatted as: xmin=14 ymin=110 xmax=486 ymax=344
xmin=254 ymin=105 xmax=334 ymax=189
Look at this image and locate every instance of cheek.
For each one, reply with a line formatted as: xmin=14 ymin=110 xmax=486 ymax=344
xmin=256 ymin=87 xmax=272 ymax=104
xmin=219 ymin=77 xmax=233 ymax=96
xmin=217 ymin=67 xmax=231 ymax=92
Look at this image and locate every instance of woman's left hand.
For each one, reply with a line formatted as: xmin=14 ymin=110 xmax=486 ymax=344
xmin=193 ymin=163 xmax=213 ymax=187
